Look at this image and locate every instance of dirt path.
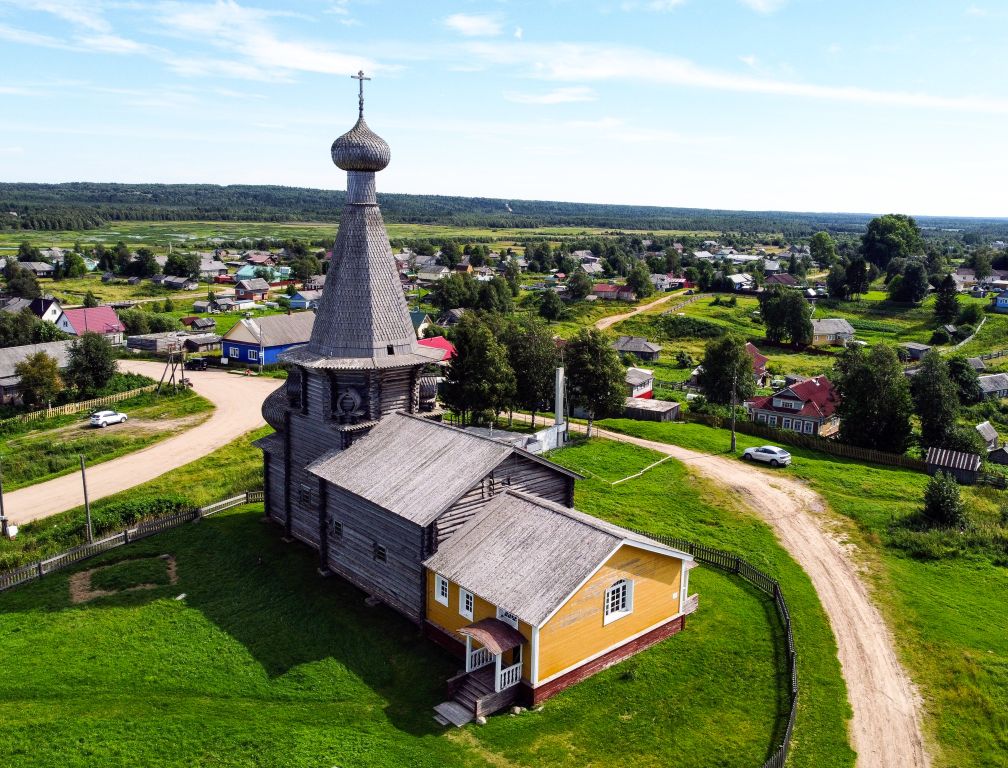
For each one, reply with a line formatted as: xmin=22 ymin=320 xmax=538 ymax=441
xmin=519 ymin=415 xmax=929 ymax=768
xmin=4 ymin=360 xmax=281 ymax=526
xmin=594 ymin=292 xmax=680 ymax=330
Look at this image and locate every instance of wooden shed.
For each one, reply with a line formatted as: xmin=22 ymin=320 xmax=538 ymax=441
xmin=925 ymin=447 xmax=982 ymax=485
xmin=624 ymin=396 xmax=680 ymax=422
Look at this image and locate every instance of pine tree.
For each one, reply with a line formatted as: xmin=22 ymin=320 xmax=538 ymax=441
xmin=933 ymin=274 xmax=959 ymax=324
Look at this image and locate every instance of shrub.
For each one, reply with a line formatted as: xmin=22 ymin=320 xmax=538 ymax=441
xmin=675 ymin=351 xmax=693 ymax=368
xmin=955 ymin=323 xmax=975 ymax=341
xmin=929 ymin=328 xmax=951 ymax=345
xmin=658 ymin=315 xmax=723 ymax=339
xmin=958 ymin=302 xmax=984 ymax=325
xmin=922 ymin=471 xmax=968 ymax=530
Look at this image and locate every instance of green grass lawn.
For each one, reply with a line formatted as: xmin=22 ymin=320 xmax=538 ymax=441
xmin=596 ymin=418 xmax=1008 ymax=768
xmin=0 ymin=433 xmax=828 ymax=768
xmin=0 ymin=388 xmax=213 ymax=492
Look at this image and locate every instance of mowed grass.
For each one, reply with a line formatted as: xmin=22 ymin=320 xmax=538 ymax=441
xmin=0 ymin=433 xmax=814 ymax=768
xmin=596 ymin=418 xmax=1008 ymax=768
xmin=0 ymin=388 xmax=213 ymax=491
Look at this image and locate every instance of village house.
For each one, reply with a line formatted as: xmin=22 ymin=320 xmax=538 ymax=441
xmin=811 ymin=318 xmax=855 ymax=346
xmin=417 ymin=335 xmax=456 ymax=364
xmin=0 ymin=339 xmax=74 ymax=404
xmin=727 ymin=273 xmax=753 ymax=292
xmin=235 ymin=278 xmax=270 ymax=302
xmin=978 ymin=373 xmax=1008 ymax=399
xmin=991 ymin=290 xmax=1008 ymax=314
xmin=650 ymin=273 xmax=676 ymax=292
xmin=56 ymin=306 xmax=125 ymax=345
xmin=254 ymin=101 xmax=698 ymax=724
xmin=221 ymin=310 xmax=315 ymax=366
xmin=900 ymin=342 xmax=932 ymax=361
xmin=438 ymin=308 xmax=467 ymax=327
xmin=624 ymin=396 xmax=680 ymax=422
xmin=592 ymin=283 xmax=635 ymax=301
xmin=580 ymin=261 xmax=605 ymax=277
xmin=766 ymin=272 xmax=799 ymax=288
xmin=746 ymin=375 xmax=839 ymax=436
xmin=305 ymin=274 xmax=326 ymax=291
xmin=418 ymin=266 xmax=450 ymax=282
xmin=976 ymin=421 xmax=999 ymax=451
xmin=0 ymin=296 xmax=64 ymax=324
xmin=235 ymin=264 xmax=291 ymax=283
xmin=18 ymin=261 xmax=55 ymax=278
xmin=162 ymin=275 xmax=199 ymax=291
xmin=199 ymin=258 xmax=229 ymax=280
xmin=244 ymin=251 xmax=277 ymax=267
xmin=612 ymin=335 xmax=662 ymax=362
xmin=624 ymin=367 xmax=654 ymax=398
xmin=410 ymin=310 xmax=433 ymax=338
xmin=288 ymin=289 xmax=323 ymax=310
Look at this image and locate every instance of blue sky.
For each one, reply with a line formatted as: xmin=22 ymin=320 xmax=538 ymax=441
xmin=1 ymin=0 xmax=1006 ymax=217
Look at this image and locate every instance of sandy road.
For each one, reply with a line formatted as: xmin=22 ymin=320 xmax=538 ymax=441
xmin=4 ymin=360 xmax=281 ymax=525
xmin=594 ymin=292 xmax=680 ymax=330
xmin=518 ymin=414 xmax=929 ymax=768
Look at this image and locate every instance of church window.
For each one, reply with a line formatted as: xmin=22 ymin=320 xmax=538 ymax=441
xmin=373 ymin=542 xmax=387 ymax=563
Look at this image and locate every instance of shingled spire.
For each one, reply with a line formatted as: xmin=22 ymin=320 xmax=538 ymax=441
xmin=283 ymin=74 xmax=439 ymax=370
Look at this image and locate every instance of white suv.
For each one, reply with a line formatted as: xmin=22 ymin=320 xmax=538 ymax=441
xmin=90 ymin=410 xmax=128 ymax=428
xmin=741 ymin=445 xmax=791 ymax=467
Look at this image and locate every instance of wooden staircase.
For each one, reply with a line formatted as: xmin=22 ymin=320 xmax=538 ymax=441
xmin=434 ymin=666 xmax=519 ymax=727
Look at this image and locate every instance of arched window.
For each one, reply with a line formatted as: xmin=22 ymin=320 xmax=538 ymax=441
xmin=604 ymin=579 xmax=634 ymax=625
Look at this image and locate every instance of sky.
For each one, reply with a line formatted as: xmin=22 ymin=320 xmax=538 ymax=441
xmin=1 ymin=0 xmax=1007 ymax=217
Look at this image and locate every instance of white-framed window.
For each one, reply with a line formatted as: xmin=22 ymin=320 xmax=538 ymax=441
xmin=248 ymin=349 xmax=259 ymax=361
xmin=459 ymin=588 xmax=474 ymax=620
xmin=496 ymin=606 xmax=519 ymax=629
xmin=805 ymin=420 xmax=815 ymax=434
xmin=782 ymin=418 xmax=791 ymax=430
xmin=768 ymin=416 xmax=778 ymax=427
xmin=603 ymin=578 xmax=634 ymax=625
xmin=229 ymin=347 xmax=239 ymax=358
xmin=435 ymin=574 xmax=449 ymax=606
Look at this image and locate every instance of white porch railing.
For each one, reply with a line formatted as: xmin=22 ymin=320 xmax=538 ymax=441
xmin=467 ymin=646 xmax=493 ymax=672
xmin=496 ymin=662 xmax=522 ymax=692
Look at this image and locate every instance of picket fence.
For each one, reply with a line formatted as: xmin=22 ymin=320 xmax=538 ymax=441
xmin=635 ymin=531 xmax=798 ymax=768
xmin=0 ymin=490 xmax=264 ymax=592
xmin=0 ymin=385 xmax=159 ymax=429
xmin=683 ymin=412 xmax=927 ymax=471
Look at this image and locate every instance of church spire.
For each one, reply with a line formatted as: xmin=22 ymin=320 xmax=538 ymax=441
xmin=281 ymin=74 xmax=439 ymax=371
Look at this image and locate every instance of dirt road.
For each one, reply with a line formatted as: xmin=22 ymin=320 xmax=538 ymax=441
xmin=520 ymin=415 xmax=929 ymax=768
xmin=4 ymin=361 xmax=281 ymax=525
xmin=594 ymin=292 xmax=680 ymax=330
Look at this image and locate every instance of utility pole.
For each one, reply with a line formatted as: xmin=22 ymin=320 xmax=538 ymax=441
xmin=730 ymin=368 xmax=738 ymax=454
xmin=0 ymin=457 xmax=9 ymax=539
xmin=80 ymin=455 xmax=93 ymax=544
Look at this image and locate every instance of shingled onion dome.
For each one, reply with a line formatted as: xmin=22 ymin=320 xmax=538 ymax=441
xmin=331 ymin=117 xmax=390 ymax=172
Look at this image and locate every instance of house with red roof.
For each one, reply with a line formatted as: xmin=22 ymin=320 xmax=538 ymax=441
xmin=56 ymin=306 xmax=125 ymax=346
xmin=417 ymin=335 xmax=457 ymax=364
xmin=592 ymin=283 xmax=635 ymax=301
xmin=745 ymin=375 xmax=839 ymax=436
xmin=745 ymin=342 xmax=769 ymax=387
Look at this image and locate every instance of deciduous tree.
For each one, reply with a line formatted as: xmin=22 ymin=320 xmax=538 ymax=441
xmin=14 ymin=351 xmax=64 ymax=407
xmin=539 ymin=290 xmax=565 ymax=322
xmin=911 ymin=351 xmax=959 ymax=447
xmin=564 ymin=328 xmax=625 ymax=438
xmin=759 ymin=288 xmax=813 ymax=347
xmin=505 ymin=318 xmax=559 ymax=428
xmin=922 ymin=471 xmax=967 ymax=530
xmin=441 ymin=314 xmax=515 ymax=425
xmin=946 ymin=354 xmax=984 ymax=404
xmin=65 ymin=332 xmax=116 ymax=397
xmin=566 ymin=269 xmax=592 ymax=301
xmin=809 ymin=231 xmax=837 ymax=264
xmin=626 ymin=260 xmax=654 ymax=299
xmin=860 ymin=214 xmax=923 ymax=270
xmin=833 ymin=344 xmax=913 ymax=453
xmin=697 ymin=336 xmax=756 ymax=406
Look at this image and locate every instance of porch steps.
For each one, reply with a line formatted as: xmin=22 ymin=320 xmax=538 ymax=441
xmin=433 ymin=701 xmax=474 ymax=728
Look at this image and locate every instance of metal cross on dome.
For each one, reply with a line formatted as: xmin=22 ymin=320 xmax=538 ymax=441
xmin=351 ymin=70 xmax=371 ymax=118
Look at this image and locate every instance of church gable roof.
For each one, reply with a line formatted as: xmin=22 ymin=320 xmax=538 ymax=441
xmin=306 ymin=413 xmax=577 ymax=526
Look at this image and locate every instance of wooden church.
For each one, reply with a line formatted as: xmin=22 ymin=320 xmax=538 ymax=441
xmin=256 ymin=78 xmax=698 ymax=725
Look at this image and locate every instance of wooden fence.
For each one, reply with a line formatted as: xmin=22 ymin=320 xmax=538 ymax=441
xmin=635 ymin=530 xmax=798 ymax=768
xmin=682 ymin=412 xmax=927 ymax=471
xmin=0 ymin=490 xmax=264 ymax=592
xmin=0 ymin=385 xmax=159 ymax=429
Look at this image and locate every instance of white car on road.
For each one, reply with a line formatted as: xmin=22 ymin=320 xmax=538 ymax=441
xmin=741 ymin=445 xmax=791 ymax=467
xmin=90 ymin=410 xmax=128 ymax=428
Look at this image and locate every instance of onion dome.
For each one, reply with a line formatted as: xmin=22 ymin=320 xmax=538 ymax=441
xmin=331 ymin=117 xmax=390 ymax=172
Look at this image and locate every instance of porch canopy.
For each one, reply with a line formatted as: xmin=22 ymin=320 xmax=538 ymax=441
xmin=458 ymin=618 xmax=525 ymax=655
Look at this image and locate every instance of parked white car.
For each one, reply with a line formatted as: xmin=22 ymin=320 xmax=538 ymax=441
xmin=741 ymin=445 xmax=791 ymax=467
xmin=90 ymin=410 xmax=128 ymax=428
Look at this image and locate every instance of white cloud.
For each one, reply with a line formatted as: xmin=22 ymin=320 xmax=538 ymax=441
xmin=621 ymin=0 xmax=686 ymax=10
xmin=464 ymin=41 xmax=1008 ymax=115
xmin=738 ymin=0 xmax=787 ymax=13
xmin=443 ymin=13 xmax=503 ymax=37
xmin=7 ymin=0 xmax=111 ymax=32
xmin=827 ymin=42 xmax=842 ymax=55
xmin=504 ymin=86 xmax=597 ymax=104
xmin=76 ymin=33 xmax=150 ymax=54
xmin=514 ymin=26 xmax=523 ymax=39
xmin=153 ymin=1 xmax=378 ymax=79
xmin=0 ymin=22 xmax=72 ymax=49
xmin=0 ymin=146 xmax=25 ymax=155
xmin=738 ymin=54 xmax=758 ymax=68
xmin=966 ymin=5 xmax=987 ymax=16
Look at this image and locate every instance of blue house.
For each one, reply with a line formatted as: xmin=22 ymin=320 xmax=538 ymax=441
xmin=992 ymin=290 xmax=1008 ymax=314
xmin=221 ymin=310 xmax=315 ymax=366
xmin=288 ymin=289 xmax=323 ymax=310
xmin=234 ymin=264 xmax=292 ymax=282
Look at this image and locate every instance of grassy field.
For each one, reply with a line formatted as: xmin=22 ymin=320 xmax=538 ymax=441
xmin=0 ymin=388 xmax=213 ymax=492
xmin=0 ymin=432 xmax=834 ymax=768
xmin=0 ymin=220 xmax=715 ymax=252
xmin=596 ymin=418 xmax=1008 ymax=768
xmin=35 ymin=275 xmax=210 ymax=306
